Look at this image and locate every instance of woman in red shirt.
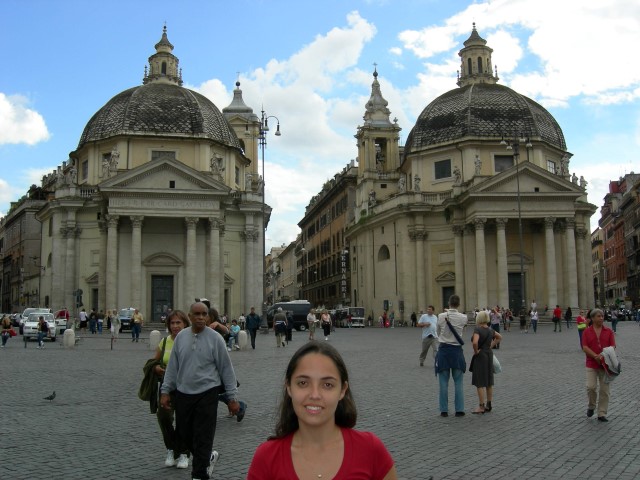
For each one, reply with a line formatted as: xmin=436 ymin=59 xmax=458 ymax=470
xmin=248 ymin=341 xmax=397 ymax=479
xmin=575 ymin=310 xmax=588 ymax=347
xmin=581 ymin=309 xmax=616 ymax=422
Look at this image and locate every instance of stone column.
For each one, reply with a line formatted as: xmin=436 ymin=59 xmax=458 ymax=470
xmin=410 ymin=227 xmax=427 ymax=311
xmin=575 ymin=227 xmax=588 ymax=309
xmin=105 ymin=215 xmax=120 ymax=312
xmin=51 ymin=216 xmax=66 ymax=309
xmin=584 ymin=229 xmax=594 ymax=308
xmin=185 ymin=217 xmax=199 ymax=305
xmin=130 ymin=216 xmax=144 ymax=309
xmin=208 ymin=217 xmax=221 ymax=308
xmin=98 ymin=221 xmax=107 ymax=312
xmin=495 ymin=218 xmax=509 ymax=309
xmin=64 ymin=224 xmax=81 ymax=310
xmin=474 ymin=218 xmax=488 ymax=309
xmin=544 ymin=217 xmax=558 ymax=308
xmin=243 ymin=228 xmax=258 ymax=313
xmin=219 ymin=222 xmax=227 ymax=313
xmin=453 ymin=225 xmax=465 ymax=306
xmin=564 ymin=219 xmax=579 ymax=310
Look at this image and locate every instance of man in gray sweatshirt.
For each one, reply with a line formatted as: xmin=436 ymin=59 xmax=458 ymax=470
xmin=160 ymin=302 xmax=239 ymax=480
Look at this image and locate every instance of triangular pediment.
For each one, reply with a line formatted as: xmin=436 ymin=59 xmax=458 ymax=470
xmin=100 ymin=158 xmax=230 ymax=194
xmin=435 ymin=271 xmax=455 ymax=282
xmin=469 ymin=162 xmax=582 ymax=196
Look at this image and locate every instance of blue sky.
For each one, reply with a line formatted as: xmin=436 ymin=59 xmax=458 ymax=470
xmin=1 ymin=0 xmax=639 ymax=252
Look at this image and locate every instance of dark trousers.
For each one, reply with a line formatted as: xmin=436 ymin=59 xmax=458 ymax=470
xmin=175 ymin=387 xmax=219 ymax=479
xmin=248 ymin=328 xmax=258 ymax=349
xmin=157 ymin=392 xmax=188 ymax=455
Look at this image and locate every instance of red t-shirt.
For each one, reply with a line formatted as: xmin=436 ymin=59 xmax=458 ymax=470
xmin=247 ymin=427 xmax=394 ymax=480
xmin=553 ymin=307 xmax=562 ymax=319
xmin=582 ymin=325 xmax=616 ymax=369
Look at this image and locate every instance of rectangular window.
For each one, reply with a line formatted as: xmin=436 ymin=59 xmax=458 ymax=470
xmin=547 ymin=160 xmax=556 ymax=174
xmin=151 ymin=150 xmax=176 ymax=161
xmin=235 ymin=166 xmax=240 ymax=185
xmin=434 ymin=159 xmax=452 ymax=180
xmin=81 ymin=160 xmax=88 ymax=180
xmin=494 ymin=155 xmax=514 ymax=173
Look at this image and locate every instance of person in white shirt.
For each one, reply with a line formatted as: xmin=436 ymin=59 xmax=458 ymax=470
xmin=418 ymin=306 xmax=438 ymax=367
xmin=436 ymin=295 xmax=468 ymax=417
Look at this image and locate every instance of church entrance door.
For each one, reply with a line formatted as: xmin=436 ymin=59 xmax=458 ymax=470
xmin=151 ymin=275 xmax=174 ymax=322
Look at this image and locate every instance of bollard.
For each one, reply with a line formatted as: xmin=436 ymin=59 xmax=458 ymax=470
xmin=149 ymin=330 xmax=161 ymax=351
xmin=238 ymin=330 xmax=248 ymax=350
xmin=63 ymin=328 xmax=76 ymax=349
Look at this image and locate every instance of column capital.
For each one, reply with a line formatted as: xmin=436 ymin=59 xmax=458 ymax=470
xmin=105 ymin=214 xmax=120 ymax=228
xmin=474 ymin=217 xmax=487 ymax=230
xmin=495 ymin=218 xmax=509 ymax=229
xmin=408 ymin=226 xmax=427 ymax=241
xmin=185 ymin=217 xmax=199 ymax=229
xmin=544 ymin=216 xmax=555 ymax=229
xmin=242 ymin=229 xmax=259 ymax=242
xmin=131 ymin=215 xmax=144 ymax=228
xmin=452 ymin=225 xmax=465 ymax=237
xmin=208 ymin=217 xmax=224 ymax=230
xmin=575 ymin=228 xmax=588 ymax=239
xmin=565 ymin=218 xmax=576 ymax=230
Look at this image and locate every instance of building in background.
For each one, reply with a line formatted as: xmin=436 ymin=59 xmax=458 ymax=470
xmin=1 ymin=27 xmax=269 ymax=320
xmin=346 ymin=25 xmax=596 ymax=321
xmin=591 ymin=228 xmax=605 ymax=307
xmin=618 ymin=175 xmax=640 ymax=308
xmin=297 ymin=163 xmax=357 ymax=309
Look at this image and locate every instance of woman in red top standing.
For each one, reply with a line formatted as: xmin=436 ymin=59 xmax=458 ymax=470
xmin=581 ymin=309 xmax=616 ymax=422
xmin=248 ymin=341 xmax=397 ymax=479
xmin=575 ymin=310 xmax=588 ymax=347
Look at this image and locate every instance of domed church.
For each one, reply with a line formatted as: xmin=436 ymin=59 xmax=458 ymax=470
xmin=37 ymin=27 xmax=268 ymax=319
xmin=345 ymin=25 xmax=596 ymax=315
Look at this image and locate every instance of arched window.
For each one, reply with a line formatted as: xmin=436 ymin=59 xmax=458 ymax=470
xmin=477 ymin=57 xmax=483 ymax=73
xmin=378 ymin=245 xmax=390 ymax=261
xmin=467 ymin=58 xmax=472 ymax=75
xmin=161 ymin=62 xmax=167 ymax=75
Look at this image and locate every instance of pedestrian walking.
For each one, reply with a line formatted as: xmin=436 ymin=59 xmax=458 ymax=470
xmin=153 ymin=310 xmax=191 ymax=469
xmin=36 ymin=315 xmax=49 ymax=348
xmin=418 ymin=306 xmax=438 ymax=367
xmin=581 ymin=309 xmax=616 ymax=422
xmin=245 ymin=307 xmax=261 ymax=350
xmin=564 ymin=307 xmax=573 ymax=330
xmin=553 ymin=305 xmax=562 ymax=332
xmin=78 ymin=308 xmax=88 ymax=335
xmin=411 ymin=311 xmax=417 ymax=327
xmin=436 ymin=294 xmax=468 ymax=417
xmin=109 ymin=309 xmax=121 ymax=341
xmin=131 ymin=308 xmax=143 ymax=342
xmin=576 ymin=310 xmax=587 ymax=347
xmin=247 ymin=341 xmax=398 ymax=480
xmin=307 ymin=309 xmax=317 ymax=340
xmin=159 ymin=302 xmax=240 ymax=480
xmin=529 ymin=310 xmax=539 ymax=333
xmin=321 ymin=309 xmax=331 ymax=340
xmin=273 ymin=307 xmax=288 ymax=347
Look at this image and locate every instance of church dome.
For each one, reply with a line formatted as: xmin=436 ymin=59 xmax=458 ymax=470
xmin=405 ymin=25 xmax=566 ymax=156
xmin=77 ymin=82 xmax=242 ymax=150
xmin=404 ymin=83 xmax=566 ymax=154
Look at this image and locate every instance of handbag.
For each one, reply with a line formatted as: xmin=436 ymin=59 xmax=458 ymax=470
xmin=9 ymin=328 xmax=17 ymax=337
xmin=493 ymin=354 xmax=502 ymax=373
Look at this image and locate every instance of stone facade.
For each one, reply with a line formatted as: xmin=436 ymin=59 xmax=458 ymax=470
xmin=31 ymin=27 xmax=267 ymax=320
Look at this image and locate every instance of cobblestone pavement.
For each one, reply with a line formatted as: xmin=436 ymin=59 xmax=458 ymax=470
xmin=2 ymin=321 xmax=639 ymax=479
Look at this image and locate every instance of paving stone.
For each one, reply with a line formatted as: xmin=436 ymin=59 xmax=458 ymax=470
xmin=1 ymin=322 xmax=639 ymax=479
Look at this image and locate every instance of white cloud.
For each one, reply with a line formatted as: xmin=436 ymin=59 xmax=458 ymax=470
xmin=0 ymin=93 xmax=50 ymax=145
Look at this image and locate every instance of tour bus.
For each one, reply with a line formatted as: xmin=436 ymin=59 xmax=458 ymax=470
xmin=335 ymin=306 xmax=366 ymax=328
xmin=266 ymin=300 xmax=312 ymax=331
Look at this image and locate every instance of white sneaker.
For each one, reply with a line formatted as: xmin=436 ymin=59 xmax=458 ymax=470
xmin=176 ymin=454 xmax=189 ymax=469
xmin=227 ymin=347 xmax=231 ymax=351
xmin=164 ymin=449 xmax=175 ymax=467
xmin=206 ymin=450 xmax=219 ymax=477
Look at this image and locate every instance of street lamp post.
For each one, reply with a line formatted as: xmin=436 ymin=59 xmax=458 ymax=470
xmin=259 ymin=109 xmax=281 ymax=328
xmin=502 ymin=133 xmax=532 ymax=314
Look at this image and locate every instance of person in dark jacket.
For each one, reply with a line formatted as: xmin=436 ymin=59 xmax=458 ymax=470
xmin=245 ymin=306 xmax=261 ymax=350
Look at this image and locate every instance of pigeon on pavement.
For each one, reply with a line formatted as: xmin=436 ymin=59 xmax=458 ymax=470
xmin=44 ymin=391 xmax=56 ymax=402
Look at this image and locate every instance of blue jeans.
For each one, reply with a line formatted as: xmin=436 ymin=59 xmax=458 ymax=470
xmin=131 ymin=323 xmax=141 ymax=340
xmin=227 ymin=334 xmax=238 ymax=349
xmin=530 ymin=319 xmax=538 ymax=333
xmin=97 ymin=322 xmax=103 ymax=333
xmin=438 ymin=368 xmax=464 ymax=413
xmin=37 ymin=331 xmax=47 ymax=344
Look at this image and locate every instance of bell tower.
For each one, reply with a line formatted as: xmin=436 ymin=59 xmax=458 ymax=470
xmin=457 ymin=23 xmax=499 ymax=87
xmin=143 ymin=25 xmax=183 ymax=86
xmin=355 ymin=67 xmax=402 ymax=209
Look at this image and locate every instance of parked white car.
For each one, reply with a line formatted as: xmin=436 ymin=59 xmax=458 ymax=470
xmin=19 ymin=308 xmax=51 ymax=335
xmin=22 ymin=313 xmax=57 ymax=341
